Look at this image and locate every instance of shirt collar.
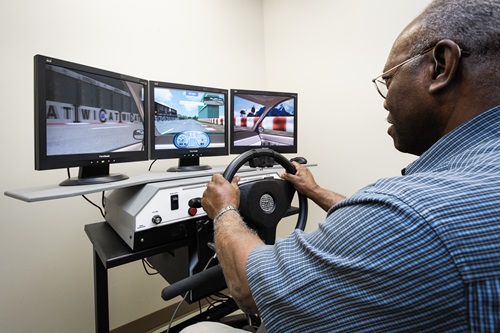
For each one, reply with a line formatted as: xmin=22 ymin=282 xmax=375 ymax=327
xmin=404 ymin=105 xmax=500 ymax=175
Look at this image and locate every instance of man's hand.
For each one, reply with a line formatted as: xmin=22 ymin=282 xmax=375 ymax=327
xmin=282 ymin=161 xmax=320 ymax=196
xmin=201 ymin=174 xmax=241 ymax=219
xmin=283 ymin=162 xmax=346 ymax=212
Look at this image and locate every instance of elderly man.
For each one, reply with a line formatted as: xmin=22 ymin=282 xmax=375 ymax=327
xmin=182 ymin=0 xmax=500 ymax=331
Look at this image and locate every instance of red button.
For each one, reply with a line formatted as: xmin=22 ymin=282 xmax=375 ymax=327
xmin=188 ymin=207 xmax=197 ymax=216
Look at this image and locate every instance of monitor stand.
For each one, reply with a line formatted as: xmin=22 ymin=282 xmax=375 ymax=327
xmin=167 ymin=156 xmax=211 ymax=172
xmin=59 ymin=164 xmax=128 ymax=186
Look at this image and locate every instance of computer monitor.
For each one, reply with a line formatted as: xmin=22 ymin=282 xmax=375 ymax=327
xmin=34 ymin=54 xmax=149 ymax=186
xmin=149 ymin=81 xmax=228 ymax=172
xmin=230 ymin=89 xmax=298 ymax=154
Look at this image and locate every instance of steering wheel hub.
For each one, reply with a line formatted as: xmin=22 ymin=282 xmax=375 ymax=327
xmin=259 ymin=194 xmax=275 ymax=213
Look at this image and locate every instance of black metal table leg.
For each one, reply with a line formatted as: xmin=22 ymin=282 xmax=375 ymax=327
xmin=94 ymin=249 xmax=109 ymax=333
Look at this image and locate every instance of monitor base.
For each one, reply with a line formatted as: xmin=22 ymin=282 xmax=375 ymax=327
xmin=59 ymin=164 xmax=129 ymax=186
xmin=59 ymin=173 xmax=129 ymax=186
xmin=167 ymin=165 xmax=211 ymax=172
xmin=167 ymin=157 xmax=212 ymax=172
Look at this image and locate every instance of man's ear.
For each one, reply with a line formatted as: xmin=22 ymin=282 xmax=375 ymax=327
xmin=428 ymin=39 xmax=462 ymax=94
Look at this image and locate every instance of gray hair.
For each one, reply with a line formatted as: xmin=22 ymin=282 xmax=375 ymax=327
xmin=409 ymin=0 xmax=500 ymax=59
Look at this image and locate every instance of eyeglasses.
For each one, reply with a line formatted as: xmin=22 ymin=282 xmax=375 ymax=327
xmin=371 ymin=46 xmax=436 ymax=99
xmin=372 ymin=44 xmax=470 ymax=99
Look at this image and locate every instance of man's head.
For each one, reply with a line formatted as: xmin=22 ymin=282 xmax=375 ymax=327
xmin=378 ymin=0 xmax=500 ymax=156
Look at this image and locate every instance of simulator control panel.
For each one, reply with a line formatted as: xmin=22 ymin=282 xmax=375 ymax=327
xmin=104 ymin=169 xmax=283 ymax=302
xmin=104 ymin=169 xmax=281 ymax=251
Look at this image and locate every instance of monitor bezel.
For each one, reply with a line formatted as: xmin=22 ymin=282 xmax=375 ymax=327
xmin=229 ymin=89 xmax=298 ymax=155
xmin=34 ymin=54 xmax=149 ymax=173
xmin=149 ymin=80 xmax=229 ymax=168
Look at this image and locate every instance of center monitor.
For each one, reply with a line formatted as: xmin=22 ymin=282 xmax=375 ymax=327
xmin=230 ymin=89 xmax=298 ymax=154
xmin=149 ymin=81 xmax=228 ymax=172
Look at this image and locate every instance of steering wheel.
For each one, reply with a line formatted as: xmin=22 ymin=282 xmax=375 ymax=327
xmin=161 ymin=148 xmax=308 ymax=301
xmin=222 ymin=148 xmax=308 ymax=244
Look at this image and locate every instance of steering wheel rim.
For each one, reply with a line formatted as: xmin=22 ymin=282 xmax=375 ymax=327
xmin=222 ymin=148 xmax=308 ymax=233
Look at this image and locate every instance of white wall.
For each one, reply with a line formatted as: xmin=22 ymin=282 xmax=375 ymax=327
xmin=0 ymin=0 xmax=429 ymax=332
xmin=0 ymin=0 xmax=265 ymax=331
xmin=265 ymin=0 xmax=427 ymax=230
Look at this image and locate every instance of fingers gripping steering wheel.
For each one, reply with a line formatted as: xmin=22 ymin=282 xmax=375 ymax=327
xmin=223 ymin=148 xmax=308 ymax=244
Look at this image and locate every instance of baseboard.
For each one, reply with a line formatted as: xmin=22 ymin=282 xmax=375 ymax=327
xmin=110 ymin=298 xmax=209 ymax=333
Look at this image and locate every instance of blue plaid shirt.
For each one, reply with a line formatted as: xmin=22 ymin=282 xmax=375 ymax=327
xmin=247 ymin=106 xmax=500 ymax=332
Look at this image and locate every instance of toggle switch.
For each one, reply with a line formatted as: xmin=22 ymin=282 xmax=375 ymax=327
xmin=170 ymin=194 xmax=179 ymax=210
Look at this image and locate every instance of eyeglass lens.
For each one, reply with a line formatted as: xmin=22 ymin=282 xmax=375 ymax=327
xmin=375 ymin=79 xmax=388 ymax=98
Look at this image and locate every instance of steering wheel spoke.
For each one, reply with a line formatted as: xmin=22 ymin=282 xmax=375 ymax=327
xmin=238 ymin=178 xmax=295 ymax=244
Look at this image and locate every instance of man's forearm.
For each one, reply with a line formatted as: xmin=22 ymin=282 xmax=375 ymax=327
xmin=308 ymin=186 xmax=346 ymax=212
xmin=214 ymin=210 xmax=264 ymax=313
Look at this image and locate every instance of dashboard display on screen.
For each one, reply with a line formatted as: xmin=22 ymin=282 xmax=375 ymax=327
xmin=149 ymin=81 xmax=228 ymax=171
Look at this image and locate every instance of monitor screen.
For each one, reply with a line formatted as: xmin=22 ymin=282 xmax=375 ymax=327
xmin=230 ymin=89 xmax=298 ymax=154
xmin=149 ymin=81 xmax=228 ymax=172
xmin=34 ymin=54 xmax=149 ymax=186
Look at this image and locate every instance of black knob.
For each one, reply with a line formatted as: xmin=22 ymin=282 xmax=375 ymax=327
xmin=152 ymin=215 xmax=162 ymax=224
xmin=188 ymin=197 xmax=202 ymax=208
